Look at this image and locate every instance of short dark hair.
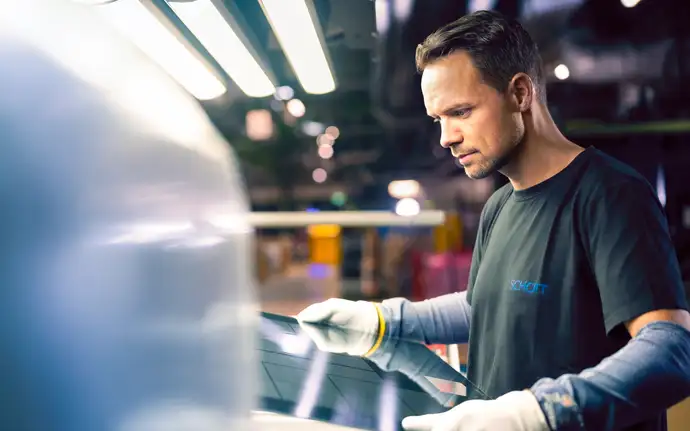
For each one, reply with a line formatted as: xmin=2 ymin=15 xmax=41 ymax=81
xmin=415 ymin=10 xmax=546 ymax=102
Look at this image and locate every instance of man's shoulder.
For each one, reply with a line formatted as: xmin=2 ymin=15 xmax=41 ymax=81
xmin=573 ymin=148 xmax=664 ymax=228
xmin=578 ymin=148 xmax=656 ymax=197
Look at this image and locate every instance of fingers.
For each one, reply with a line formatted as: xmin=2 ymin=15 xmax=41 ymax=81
xmin=299 ymin=321 xmax=352 ymax=354
xmin=296 ymin=302 xmax=336 ymax=323
xmin=401 ymin=413 xmax=443 ymax=430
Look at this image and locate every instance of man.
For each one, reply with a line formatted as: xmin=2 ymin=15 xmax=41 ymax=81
xmin=297 ymin=10 xmax=690 ymax=431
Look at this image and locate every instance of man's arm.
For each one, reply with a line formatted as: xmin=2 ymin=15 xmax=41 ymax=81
xmin=531 ymin=178 xmax=690 ymax=430
xmin=531 ymin=319 xmax=690 ymax=430
xmin=378 ymin=290 xmax=472 ymax=345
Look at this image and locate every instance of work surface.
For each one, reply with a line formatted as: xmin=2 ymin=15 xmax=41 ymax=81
xmin=257 ymin=312 xmax=485 ymax=430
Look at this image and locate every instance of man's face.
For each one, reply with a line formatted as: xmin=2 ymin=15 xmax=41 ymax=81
xmin=421 ymin=51 xmax=524 ymax=179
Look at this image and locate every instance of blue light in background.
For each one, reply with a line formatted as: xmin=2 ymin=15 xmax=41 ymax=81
xmin=308 ymin=264 xmax=330 ymax=279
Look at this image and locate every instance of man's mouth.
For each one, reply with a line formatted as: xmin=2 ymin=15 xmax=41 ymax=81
xmin=457 ymin=151 xmax=478 ymax=165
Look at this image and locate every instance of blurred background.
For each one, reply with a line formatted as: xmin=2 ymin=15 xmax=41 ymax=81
xmin=161 ymin=0 xmax=690 ymax=314
xmin=67 ymin=0 xmax=690 ymax=427
xmin=88 ymin=0 xmax=690 ymax=325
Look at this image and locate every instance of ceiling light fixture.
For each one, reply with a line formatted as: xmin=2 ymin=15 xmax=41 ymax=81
xmin=258 ymin=0 xmax=336 ymax=95
xmin=92 ymin=0 xmax=226 ymax=100
xmin=168 ymin=0 xmax=276 ymax=97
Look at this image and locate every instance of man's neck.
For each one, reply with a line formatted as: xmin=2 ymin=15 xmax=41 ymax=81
xmin=500 ymin=106 xmax=583 ymax=191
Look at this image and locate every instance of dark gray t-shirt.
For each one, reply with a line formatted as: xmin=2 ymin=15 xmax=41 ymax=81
xmin=466 ymin=147 xmax=687 ymax=431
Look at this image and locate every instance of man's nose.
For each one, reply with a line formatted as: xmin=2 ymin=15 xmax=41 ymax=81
xmin=439 ymin=122 xmax=462 ymax=149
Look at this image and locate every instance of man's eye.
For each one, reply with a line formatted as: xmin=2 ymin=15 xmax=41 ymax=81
xmin=431 ymin=109 xmax=470 ymax=123
xmin=452 ymin=109 xmax=471 ymax=118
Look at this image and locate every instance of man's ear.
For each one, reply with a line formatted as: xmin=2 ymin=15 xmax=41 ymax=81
xmin=509 ymin=73 xmax=534 ymax=112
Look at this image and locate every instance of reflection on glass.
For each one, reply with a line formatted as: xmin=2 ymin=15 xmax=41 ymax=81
xmin=299 ymin=320 xmax=490 ymax=403
xmin=256 ymin=312 xmax=489 ymax=431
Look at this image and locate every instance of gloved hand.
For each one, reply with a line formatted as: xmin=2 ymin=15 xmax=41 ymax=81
xmin=296 ymin=298 xmax=381 ymax=356
xmin=401 ymin=390 xmax=549 ymax=431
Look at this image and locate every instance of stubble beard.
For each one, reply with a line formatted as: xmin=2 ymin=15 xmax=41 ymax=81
xmin=464 ymin=126 xmax=525 ymax=180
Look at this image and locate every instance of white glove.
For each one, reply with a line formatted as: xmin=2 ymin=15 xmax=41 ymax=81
xmin=401 ymin=390 xmax=549 ymax=431
xmin=296 ymin=298 xmax=380 ymax=356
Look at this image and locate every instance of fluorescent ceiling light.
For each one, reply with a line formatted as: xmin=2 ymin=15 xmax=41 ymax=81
xmin=93 ymin=0 xmax=226 ymax=101
xmin=258 ymin=0 xmax=336 ymax=95
xmin=168 ymin=0 xmax=276 ymax=98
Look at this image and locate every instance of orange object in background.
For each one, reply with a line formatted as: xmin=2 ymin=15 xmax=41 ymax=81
xmin=308 ymin=224 xmax=342 ymax=265
xmin=433 ymin=211 xmax=463 ymax=252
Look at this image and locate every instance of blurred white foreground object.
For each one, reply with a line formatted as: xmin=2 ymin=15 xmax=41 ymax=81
xmin=0 ymin=1 xmax=257 ymax=430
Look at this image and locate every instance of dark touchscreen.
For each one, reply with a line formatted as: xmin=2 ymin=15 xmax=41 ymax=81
xmin=257 ymin=312 xmax=488 ymax=431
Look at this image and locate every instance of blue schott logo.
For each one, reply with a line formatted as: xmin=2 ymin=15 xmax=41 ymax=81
xmin=510 ymin=280 xmax=548 ymax=295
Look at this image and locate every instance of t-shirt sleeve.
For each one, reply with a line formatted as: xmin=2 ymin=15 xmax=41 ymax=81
xmin=583 ymin=179 xmax=688 ymax=335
